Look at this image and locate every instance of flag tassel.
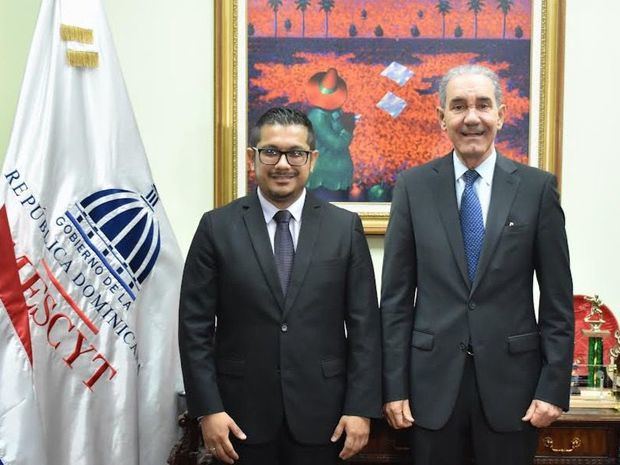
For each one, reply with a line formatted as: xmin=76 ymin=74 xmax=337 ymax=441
xmin=66 ymin=50 xmax=99 ymax=68
xmin=60 ymin=24 xmax=94 ymax=44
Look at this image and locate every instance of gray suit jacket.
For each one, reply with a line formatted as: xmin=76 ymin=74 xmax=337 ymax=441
xmin=381 ymin=153 xmax=574 ymax=432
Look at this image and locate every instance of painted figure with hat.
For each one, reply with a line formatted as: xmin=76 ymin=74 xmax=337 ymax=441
xmin=305 ymin=68 xmax=355 ymax=201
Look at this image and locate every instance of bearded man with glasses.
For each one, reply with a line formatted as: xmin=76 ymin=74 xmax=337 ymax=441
xmin=179 ymin=107 xmax=381 ymax=465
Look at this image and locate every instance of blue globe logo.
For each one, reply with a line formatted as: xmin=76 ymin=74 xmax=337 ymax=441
xmin=76 ymin=187 xmax=161 ymax=288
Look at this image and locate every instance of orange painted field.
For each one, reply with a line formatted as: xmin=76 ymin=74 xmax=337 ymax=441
xmin=250 ymin=0 xmax=531 ymax=40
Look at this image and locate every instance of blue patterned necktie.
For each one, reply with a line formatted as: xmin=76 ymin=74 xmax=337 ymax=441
xmin=460 ymin=170 xmax=485 ymax=283
xmin=274 ymin=210 xmax=294 ymax=295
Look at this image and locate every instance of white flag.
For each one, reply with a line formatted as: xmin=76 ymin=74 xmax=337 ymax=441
xmin=0 ymin=0 xmax=184 ymax=464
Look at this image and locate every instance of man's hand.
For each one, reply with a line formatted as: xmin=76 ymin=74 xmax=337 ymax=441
xmin=200 ymin=412 xmax=247 ymax=464
xmin=331 ymin=415 xmax=370 ymax=460
xmin=383 ymin=399 xmax=414 ymax=429
xmin=522 ymin=399 xmax=563 ymax=428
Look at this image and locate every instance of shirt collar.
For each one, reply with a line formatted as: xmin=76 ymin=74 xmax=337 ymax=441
xmin=257 ymin=187 xmax=306 ymax=224
xmin=453 ymin=149 xmax=497 ymax=186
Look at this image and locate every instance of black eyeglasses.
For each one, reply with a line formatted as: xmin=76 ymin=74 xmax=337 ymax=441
xmin=253 ymin=147 xmax=311 ymax=166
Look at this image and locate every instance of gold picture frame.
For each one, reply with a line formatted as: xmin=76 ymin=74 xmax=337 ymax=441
xmin=215 ymin=0 xmax=565 ymax=235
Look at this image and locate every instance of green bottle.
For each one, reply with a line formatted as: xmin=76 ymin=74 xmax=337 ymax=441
xmin=588 ymin=336 xmax=604 ymax=387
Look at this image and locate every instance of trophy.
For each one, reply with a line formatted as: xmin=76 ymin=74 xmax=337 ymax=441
xmin=569 ymin=295 xmax=620 ymax=408
xmin=607 ymin=330 xmax=620 ymax=398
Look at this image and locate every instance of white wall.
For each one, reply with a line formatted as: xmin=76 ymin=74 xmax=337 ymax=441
xmin=104 ymin=0 xmax=213 ymax=254
xmin=0 ymin=0 xmax=39 ymax=162
xmin=1 ymin=0 xmax=618 ymax=314
xmin=562 ymin=0 xmax=620 ymax=313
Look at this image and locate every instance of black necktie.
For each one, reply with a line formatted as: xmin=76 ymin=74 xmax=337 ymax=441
xmin=274 ymin=210 xmax=294 ymax=295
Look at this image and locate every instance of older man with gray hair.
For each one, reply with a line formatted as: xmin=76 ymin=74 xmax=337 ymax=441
xmin=380 ymin=64 xmax=574 ymax=465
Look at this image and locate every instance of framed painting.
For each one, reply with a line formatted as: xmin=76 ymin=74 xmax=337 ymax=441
xmin=215 ymin=0 xmax=565 ymax=234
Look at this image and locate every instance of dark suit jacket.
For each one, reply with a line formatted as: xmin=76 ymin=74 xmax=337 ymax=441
xmin=381 ymin=153 xmax=574 ymax=432
xmin=179 ymin=191 xmax=381 ymax=444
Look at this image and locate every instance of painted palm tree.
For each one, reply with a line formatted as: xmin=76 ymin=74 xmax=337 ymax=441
xmin=295 ymin=0 xmax=311 ymax=38
xmin=467 ymin=0 xmax=484 ymax=38
xmin=436 ymin=0 xmax=452 ymax=39
xmin=320 ymin=0 xmax=336 ymax=38
xmin=268 ymin=0 xmax=283 ymax=38
xmin=497 ymin=0 xmax=514 ymax=39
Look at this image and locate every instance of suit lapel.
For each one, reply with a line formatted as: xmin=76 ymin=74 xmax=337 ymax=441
xmin=283 ymin=193 xmax=322 ymax=318
xmin=242 ymin=194 xmax=285 ymax=311
xmin=431 ymin=154 xmax=470 ymax=288
xmin=470 ymin=154 xmax=520 ymax=296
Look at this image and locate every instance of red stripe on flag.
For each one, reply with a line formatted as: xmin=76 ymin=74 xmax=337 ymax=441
xmin=41 ymin=259 xmax=99 ymax=335
xmin=0 ymin=205 xmax=33 ymax=363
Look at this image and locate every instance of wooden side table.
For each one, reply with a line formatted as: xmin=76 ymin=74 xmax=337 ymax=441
xmin=536 ymin=408 xmax=620 ymax=465
xmin=349 ymin=409 xmax=620 ymax=465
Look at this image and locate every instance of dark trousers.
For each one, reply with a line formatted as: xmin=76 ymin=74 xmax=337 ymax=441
xmin=218 ymin=420 xmax=343 ymax=465
xmin=411 ymin=355 xmax=539 ymax=465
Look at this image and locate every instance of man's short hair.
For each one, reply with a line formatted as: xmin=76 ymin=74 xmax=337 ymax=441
xmin=438 ymin=64 xmax=503 ymax=109
xmin=249 ymin=107 xmax=316 ymax=150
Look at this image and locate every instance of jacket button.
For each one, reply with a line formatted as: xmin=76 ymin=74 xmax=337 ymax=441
xmin=468 ymin=301 xmax=476 ymax=310
xmin=281 ymin=323 xmax=288 ymax=332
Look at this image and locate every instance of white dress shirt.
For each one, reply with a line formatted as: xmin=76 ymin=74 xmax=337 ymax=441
xmin=257 ymin=187 xmax=305 ymax=252
xmin=453 ymin=150 xmax=496 ymax=227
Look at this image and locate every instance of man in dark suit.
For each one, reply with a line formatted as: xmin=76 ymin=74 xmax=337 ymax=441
xmin=179 ymin=107 xmax=381 ymax=465
xmin=381 ymin=65 xmax=574 ymax=465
